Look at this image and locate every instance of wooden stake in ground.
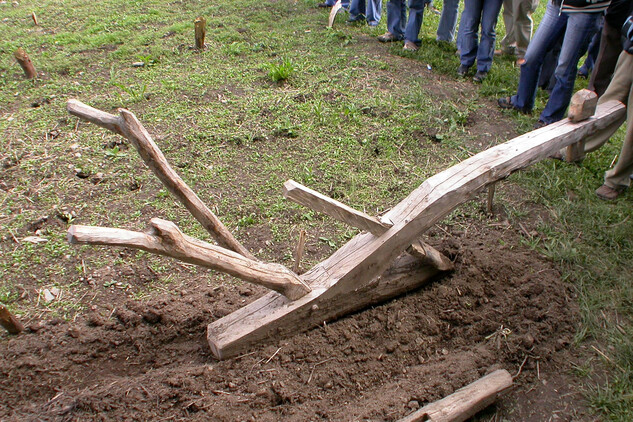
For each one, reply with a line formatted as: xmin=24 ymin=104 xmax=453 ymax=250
xmin=31 ymin=12 xmax=39 ymax=26
xmin=14 ymin=48 xmax=37 ymax=79
xmin=398 ymin=369 xmax=513 ymax=422
xmin=0 ymin=305 xmax=24 ymax=335
xmin=194 ymin=16 xmax=206 ymax=49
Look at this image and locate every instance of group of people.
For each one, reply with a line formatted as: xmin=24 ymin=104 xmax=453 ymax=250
xmin=318 ymin=0 xmax=633 ymax=200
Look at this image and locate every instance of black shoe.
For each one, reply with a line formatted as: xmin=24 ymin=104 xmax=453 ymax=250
xmin=497 ymin=96 xmax=531 ymax=114
xmin=317 ymin=2 xmax=330 ymax=7
xmin=346 ymin=15 xmax=365 ymax=24
xmin=473 ymin=70 xmax=488 ymax=83
xmin=533 ymin=120 xmax=548 ymax=129
xmin=457 ymin=64 xmax=470 ymax=77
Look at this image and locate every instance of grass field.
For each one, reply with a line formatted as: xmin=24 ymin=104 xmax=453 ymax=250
xmin=1 ymin=0 xmax=632 ymax=419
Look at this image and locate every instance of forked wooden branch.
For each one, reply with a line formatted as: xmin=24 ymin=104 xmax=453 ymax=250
xmin=283 ymin=179 xmax=392 ymax=235
xmin=398 ymin=369 xmax=513 ymax=422
xmin=67 ymin=218 xmax=310 ymax=300
xmin=67 ymin=99 xmax=253 ymax=259
xmin=207 ymin=100 xmax=625 ymax=359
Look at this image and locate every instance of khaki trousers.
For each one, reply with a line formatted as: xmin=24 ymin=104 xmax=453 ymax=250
xmin=583 ymin=51 xmax=633 ymax=189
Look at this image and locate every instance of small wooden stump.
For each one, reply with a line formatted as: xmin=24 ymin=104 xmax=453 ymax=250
xmin=0 ymin=305 xmax=24 ymax=335
xmin=14 ymin=48 xmax=37 ymax=79
xmin=194 ymin=17 xmax=206 ymax=49
xmin=568 ymin=89 xmax=598 ymax=123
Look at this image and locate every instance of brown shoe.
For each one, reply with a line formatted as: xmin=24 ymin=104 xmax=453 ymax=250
xmin=595 ymin=184 xmax=626 ymax=200
xmin=403 ymin=41 xmax=419 ymax=52
xmin=378 ymin=32 xmax=401 ymax=43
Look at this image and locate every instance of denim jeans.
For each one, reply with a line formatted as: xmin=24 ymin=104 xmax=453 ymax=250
xmin=458 ymin=0 xmax=503 ymax=72
xmin=510 ymin=2 xmax=600 ymax=123
xmin=387 ymin=0 xmax=430 ymax=44
xmin=436 ymin=0 xmax=459 ymax=42
xmin=326 ymin=0 xmax=350 ymax=8
xmin=349 ymin=0 xmax=383 ymax=25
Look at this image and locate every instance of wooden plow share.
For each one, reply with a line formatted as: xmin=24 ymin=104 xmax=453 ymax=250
xmin=66 ymin=98 xmax=625 ymax=360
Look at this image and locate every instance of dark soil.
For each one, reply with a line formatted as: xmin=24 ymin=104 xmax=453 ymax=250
xmin=1 ymin=213 xmax=596 ymax=421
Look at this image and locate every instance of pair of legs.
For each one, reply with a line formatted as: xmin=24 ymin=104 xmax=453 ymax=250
xmin=385 ymin=0 xmax=429 ymax=45
xmin=349 ymin=0 xmax=383 ymax=26
xmin=507 ymin=2 xmax=600 ymax=123
xmin=499 ymin=0 xmax=538 ymax=58
xmin=436 ymin=0 xmax=459 ymax=43
xmin=458 ymin=0 xmax=503 ymax=73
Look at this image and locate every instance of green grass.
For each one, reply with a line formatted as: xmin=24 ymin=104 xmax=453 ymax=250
xmin=0 ymin=0 xmax=631 ymax=419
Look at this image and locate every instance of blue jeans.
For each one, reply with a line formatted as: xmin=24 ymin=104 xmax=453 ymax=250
xmin=436 ymin=0 xmax=460 ymax=42
xmin=511 ymin=2 xmax=600 ymax=123
xmin=458 ymin=0 xmax=503 ymax=72
xmin=326 ymin=0 xmax=350 ymax=7
xmin=349 ymin=0 xmax=383 ymax=25
xmin=387 ymin=0 xmax=430 ymax=44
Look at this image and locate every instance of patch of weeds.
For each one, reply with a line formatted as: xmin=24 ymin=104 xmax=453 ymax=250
xmin=266 ymin=58 xmax=295 ymax=82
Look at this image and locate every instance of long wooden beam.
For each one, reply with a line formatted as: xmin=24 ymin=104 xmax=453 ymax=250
xmin=68 ymin=218 xmax=310 ymax=300
xmin=207 ymin=100 xmax=625 ymax=359
xmin=283 ymin=179 xmax=392 ymax=235
xmin=67 ymin=100 xmax=254 ymax=260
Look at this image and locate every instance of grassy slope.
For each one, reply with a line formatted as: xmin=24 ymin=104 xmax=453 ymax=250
xmin=0 ymin=0 xmax=631 ymax=419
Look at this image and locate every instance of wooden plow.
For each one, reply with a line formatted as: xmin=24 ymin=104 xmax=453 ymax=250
xmin=66 ymin=99 xmax=625 ymax=360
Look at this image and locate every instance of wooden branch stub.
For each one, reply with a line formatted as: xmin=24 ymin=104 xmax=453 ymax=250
xmin=14 ymin=48 xmax=37 ymax=79
xmin=68 ymin=219 xmax=310 ymax=300
xmin=194 ymin=16 xmax=206 ymax=49
xmin=0 ymin=305 xmax=24 ymax=335
xmin=486 ymin=183 xmax=496 ymax=214
xmin=398 ymin=369 xmax=513 ymax=422
xmin=31 ymin=12 xmax=39 ymax=26
xmin=283 ymin=179 xmax=392 ymax=236
xmin=293 ymin=230 xmax=306 ymax=273
xmin=67 ymin=99 xmax=254 ymax=260
xmin=568 ymin=89 xmax=598 ymax=123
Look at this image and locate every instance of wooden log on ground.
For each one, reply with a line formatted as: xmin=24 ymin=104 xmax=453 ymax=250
xmin=68 ymin=218 xmax=310 ymax=300
xmin=67 ymin=99 xmax=254 ymax=260
xmin=14 ymin=48 xmax=37 ymax=79
xmin=398 ymin=369 xmax=513 ymax=422
xmin=283 ymin=179 xmax=392 ymax=235
xmin=207 ymin=100 xmax=625 ymax=359
xmin=194 ymin=16 xmax=206 ymax=49
xmin=406 ymin=240 xmax=454 ymax=271
xmin=0 ymin=305 xmax=24 ymax=335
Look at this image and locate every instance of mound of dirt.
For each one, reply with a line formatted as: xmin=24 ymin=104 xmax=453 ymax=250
xmin=1 ymin=217 xmax=592 ymax=421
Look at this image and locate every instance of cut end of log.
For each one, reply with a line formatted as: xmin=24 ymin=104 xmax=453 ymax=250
xmin=67 ymin=225 xmax=80 ymax=244
xmin=568 ymin=89 xmax=598 ymax=123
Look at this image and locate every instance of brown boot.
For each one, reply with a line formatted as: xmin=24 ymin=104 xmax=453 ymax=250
xmin=595 ymin=184 xmax=626 ymax=200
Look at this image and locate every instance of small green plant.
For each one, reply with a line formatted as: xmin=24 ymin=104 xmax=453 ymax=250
xmin=105 ymin=146 xmax=128 ymax=159
xmin=112 ymin=81 xmax=148 ymax=102
xmin=267 ymin=58 xmax=295 ymax=82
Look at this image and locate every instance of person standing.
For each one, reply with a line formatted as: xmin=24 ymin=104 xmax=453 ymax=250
xmin=497 ymin=0 xmax=610 ymax=127
xmin=584 ymin=16 xmax=633 ymax=200
xmin=498 ymin=0 xmax=539 ymax=64
xmin=377 ymin=0 xmax=430 ymax=51
xmin=456 ymin=0 xmax=504 ymax=82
